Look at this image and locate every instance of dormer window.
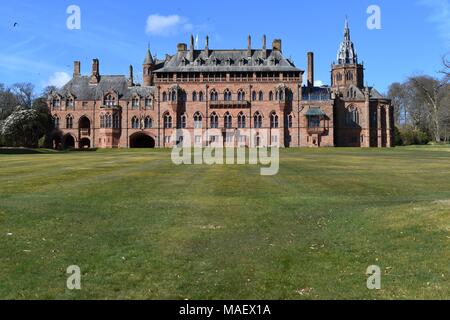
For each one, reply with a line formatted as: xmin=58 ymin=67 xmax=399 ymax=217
xmin=270 ymin=58 xmax=279 ymax=65
xmin=52 ymin=98 xmax=60 ymax=109
xmin=145 ymin=97 xmax=152 ymax=108
xmin=182 ymin=57 xmax=190 ymax=66
xmin=239 ymin=58 xmax=248 ymax=66
xmin=226 ymin=58 xmax=234 ymax=66
xmin=256 ymin=58 xmax=264 ymax=65
xmin=104 ymin=94 xmax=115 ymax=107
xmin=66 ymin=97 xmax=75 ymax=109
xmin=196 ymin=58 xmax=205 ymax=66
xmin=212 ymin=58 xmax=221 ymax=65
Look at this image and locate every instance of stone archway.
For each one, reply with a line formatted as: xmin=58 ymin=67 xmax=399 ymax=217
xmin=63 ymin=134 xmax=75 ymax=149
xmin=130 ymin=133 xmax=155 ymax=148
xmin=52 ymin=135 xmax=62 ymax=150
xmin=80 ymin=138 xmax=91 ymax=149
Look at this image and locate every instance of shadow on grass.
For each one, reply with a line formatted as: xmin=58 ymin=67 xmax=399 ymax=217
xmin=0 ymin=148 xmax=63 ymax=155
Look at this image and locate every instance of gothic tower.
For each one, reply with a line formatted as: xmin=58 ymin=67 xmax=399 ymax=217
xmin=331 ymin=19 xmax=364 ymax=90
xmin=143 ymin=48 xmax=155 ymax=86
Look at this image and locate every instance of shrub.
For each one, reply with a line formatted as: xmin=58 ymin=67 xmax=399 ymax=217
xmin=397 ymin=126 xmax=430 ymax=146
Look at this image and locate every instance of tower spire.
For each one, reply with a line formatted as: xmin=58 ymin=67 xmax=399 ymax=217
xmin=337 ymin=18 xmax=357 ymax=65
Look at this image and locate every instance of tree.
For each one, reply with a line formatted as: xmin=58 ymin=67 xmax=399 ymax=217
xmin=1 ymin=107 xmax=48 ymax=148
xmin=11 ymin=83 xmax=35 ymax=109
xmin=0 ymin=83 xmax=18 ymax=120
xmin=409 ymin=76 xmax=449 ymax=143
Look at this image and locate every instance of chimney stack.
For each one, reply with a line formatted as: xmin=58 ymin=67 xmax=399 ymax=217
xmin=90 ymin=59 xmax=100 ymax=84
xmin=307 ymin=52 xmax=314 ymax=88
xmin=177 ymin=43 xmax=187 ymax=52
xmin=262 ymin=35 xmax=267 ymax=59
xmin=205 ymin=35 xmax=210 ymax=57
xmin=73 ymin=61 xmax=81 ymax=78
xmin=190 ymin=34 xmax=195 ymax=62
xmin=272 ymin=39 xmax=282 ymax=52
xmin=128 ymin=65 xmax=134 ymax=87
xmin=247 ymin=35 xmax=252 ymax=57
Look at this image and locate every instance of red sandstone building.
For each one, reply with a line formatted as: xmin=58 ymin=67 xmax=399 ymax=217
xmin=48 ymin=20 xmax=393 ymax=149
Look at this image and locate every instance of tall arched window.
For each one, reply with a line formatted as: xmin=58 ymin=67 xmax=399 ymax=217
xmin=144 ymin=116 xmax=152 ymax=129
xmin=100 ymin=114 xmax=106 ymax=128
xmin=132 ymin=97 xmax=139 ymax=108
xmin=269 ymin=91 xmax=274 ymax=101
xmin=105 ymin=113 xmax=112 ymax=128
xmin=132 ymin=116 xmax=140 ymax=129
xmin=224 ymin=89 xmax=232 ymax=101
xmin=145 ymin=97 xmax=152 ymax=109
xmin=162 ymin=92 xmax=168 ymax=102
xmin=199 ymin=91 xmax=204 ymax=102
xmin=346 ymin=107 xmax=359 ymax=127
xmin=238 ymin=112 xmax=246 ymax=129
xmin=180 ymin=113 xmax=187 ymax=129
xmin=210 ymin=113 xmax=219 ymax=129
xmin=164 ymin=113 xmax=172 ymax=129
xmin=194 ymin=112 xmax=203 ymax=129
xmin=66 ymin=115 xmax=73 ymax=129
xmin=254 ymin=112 xmax=262 ymax=128
xmin=170 ymin=90 xmax=177 ymax=101
xmin=53 ymin=116 xmax=60 ymax=129
xmin=270 ymin=112 xmax=279 ymax=128
xmin=210 ymin=90 xmax=218 ymax=101
xmin=252 ymin=91 xmax=257 ymax=101
xmin=287 ymin=114 xmax=293 ymax=128
xmin=237 ymin=90 xmax=245 ymax=101
xmin=113 ymin=113 xmax=120 ymax=129
xmin=192 ymin=91 xmax=197 ymax=102
xmin=224 ymin=112 xmax=232 ymax=129
xmin=259 ymin=91 xmax=264 ymax=101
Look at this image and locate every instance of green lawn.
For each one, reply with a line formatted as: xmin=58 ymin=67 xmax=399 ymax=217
xmin=0 ymin=146 xmax=449 ymax=300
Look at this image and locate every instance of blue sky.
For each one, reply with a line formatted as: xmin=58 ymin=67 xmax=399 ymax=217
xmin=0 ymin=0 xmax=448 ymax=94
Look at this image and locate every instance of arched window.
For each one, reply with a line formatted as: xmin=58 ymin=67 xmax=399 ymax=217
xmin=132 ymin=116 xmax=140 ymax=129
xmin=104 ymin=94 xmax=115 ymax=107
xmin=170 ymin=90 xmax=177 ymax=101
xmin=145 ymin=97 xmax=152 ymax=108
xmin=113 ymin=113 xmax=120 ymax=129
xmin=192 ymin=91 xmax=197 ymax=102
xmin=162 ymin=92 xmax=168 ymax=102
xmin=346 ymin=107 xmax=359 ymax=127
xmin=287 ymin=114 xmax=293 ymax=128
xmin=210 ymin=90 xmax=218 ymax=101
xmin=53 ymin=116 xmax=60 ymax=129
xmin=105 ymin=113 xmax=112 ymax=128
xmin=254 ymin=112 xmax=262 ymax=128
xmin=52 ymin=98 xmax=60 ymax=109
xmin=224 ymin=112 xmax=232 ymax=129
xmin=180 ymin=113 xmax=187 ymax=129
xmin=199 ymin=91 xmax=204 ymax=102
xmin=224 ymin=89 xmax=232 ymax=101
xmin=210 ymin=113 xmax=219 ymax=129
xmin=237 ymin=90 xmax=245 ymax=101
xmin=269 ymin=91 xmax=274 ymax=101
xmin=277 ymin=90 xmax=284 ymax=101
xmin=100 ymin=114 xmax=106 ymax=128
xmin=270 ymin=112 xmax=279 ymax=128
xmin=66 ymin=115 xmax=73 ymax=129
xmin=164 ymin=113 xmax=172 ymax=129
xmin=132 ymin=97 xmax=139 ymax=108
xmin=194 ymin=112 xmax=203 ymax=129
xmin=259 ymin=91 xmax=264 ymax=101
xmin=144 ymin=116 xmax=152 ymax=129
xmin=252 ymin=91 xmax=257 ymax=101
xmin=66 ymin=97 xmax=75 ymax=109
xmin=238 ymin=112 xmax=246 ymax=129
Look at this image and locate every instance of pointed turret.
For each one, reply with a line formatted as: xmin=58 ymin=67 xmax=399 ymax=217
xmin=337 ymin=18 xmax=358 ymax=65
xmin=143 ymin=47 xmax=155 ymax=86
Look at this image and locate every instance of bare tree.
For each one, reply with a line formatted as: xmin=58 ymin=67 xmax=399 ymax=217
xmin=11 ymin=83 xmax=35 ymax=109
xmin=409 ymin=76 xmax=449 ymax=142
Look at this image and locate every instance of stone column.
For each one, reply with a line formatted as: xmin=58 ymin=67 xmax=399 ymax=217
xmin=377 ymin=105 xmax=382 ymax=148
xmin=385 ymin=105 xmax=392 ymax=148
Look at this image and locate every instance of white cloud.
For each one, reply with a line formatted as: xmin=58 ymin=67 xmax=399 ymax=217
xmin=314 ymin=80 xmax=325 ymax=87
xmin=44 ymin=72 xmax=71 ymax=88
xmin=418 ymin=0 xmax=450 ymax=47
xmin=145 ymin=14 xmax=191 ymax=36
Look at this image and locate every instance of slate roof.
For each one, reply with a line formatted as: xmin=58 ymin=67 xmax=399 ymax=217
xmin=305 ymin=107 xmax=327 ymax=116
xmin=154 ymin=49 xmax=302 ymax=73
xmin=54 ymin=76 xmax=155 ymax=100
xmin=302 ymin=86 xmax=332 ymax=101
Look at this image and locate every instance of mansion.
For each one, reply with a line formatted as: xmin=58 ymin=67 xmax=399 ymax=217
xmin=48 ymin=20 xmax=393 ymax=149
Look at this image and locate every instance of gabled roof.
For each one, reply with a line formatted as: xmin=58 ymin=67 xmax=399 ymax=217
xmin=54 ymin=76 xmax=155 ymax=100
xmin=154 ymin=49 xmax=302 ymax=73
